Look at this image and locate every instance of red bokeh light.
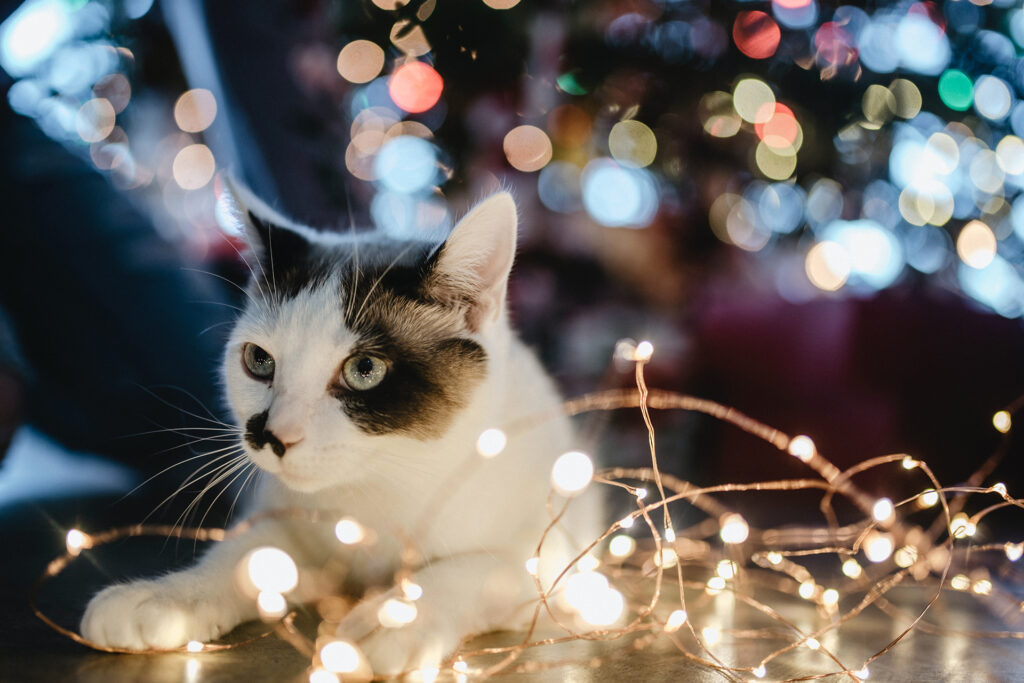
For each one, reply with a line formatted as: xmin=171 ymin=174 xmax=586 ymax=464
xmin=388 ymin=61 xmax=444 ymax=114
xmin=733 ymin=11 xmax=781 ymax=60
xmin=773 ymin=0 xmax=812 ymax=8
xmin=755 ymin=102 xmax=800 ymax=149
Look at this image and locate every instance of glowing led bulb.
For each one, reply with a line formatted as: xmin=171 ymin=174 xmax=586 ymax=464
xmin=309 ymin=669 xmax=340 ymax=683
xmin=65 ymin=529 xmax=89 ymax=555
xmin=635 ymin=487 xmax=649 ymax=500
xmin=716 ymin=559 xmax=738 ymax=580
xmin=798 ymin=581 xmax=815 ymax=600
xmin=788 ymin=435 xmax=815 ymax=462
xmin=822 ymin=588 xmax=839 ymax=606
xmin=618 ymin=515 xmax=635 ymax=529
xmin=320 ymin=640 xmax=361 ymax=673
xmin=950 ymin=574 xmax=970 ymax=591
xmin=950 ymin=513 xmax=972 ymax=538
xmin=993 ymin=410 xmax=1012 ymax=433
xmin=247 ymin=547 xmax=299 ymax=593
xmin=577 ymin=554 xmax=600 ymax=572
xmin=901 ymin=455 xmax=919 ymax=469
xmin=551 ymin=451 xmax=594 ymax=496
xmin=525 ymin=557 xmax=539 ymax=576
xmin=702 ymin=626 xmax=721 ymax=645
xmin=990 ymin=482 xmax=1008 ymax=496
xmin=257 ymin=590 xmax=287 ymax=616
xmin=334 ymin=518 xmax=365 ymax=545
xmin=719 ymin=513 xmax=750 ymax=544
xmin=578 ymin=586 xmax=624 ymax=626
xmin=972 ymin=579 xmax=993 ymax=596
xmin=806 ymin=637 xmax=820 ymax=650
xmin=378 ymin=598 xmax=417 ymax=627
xmin=418 ymin=667 xmax=440 ymax=683
xmin=402 ymin=580 xmax=423 ymax=600
xmin=656 ymin=548 xmax=678 ymax=569
xmin=565 ymin=571 xmax=610 ymax=610
xmin=1005 ymin=542 xmax=1023 ymax=561
xmin=766 ymin=551 xmax=783 ymax=565
xmin=864 ymin=532 xmax=894 ymax=563
xmin=706 ymin=576 xmax=727 ymax=594
xmin=186 ymin=640 xmax=203 ymax=653
xmin=894 ymin=546 xmax=918 ymax=568
xmin=842 ymin=558 xmax=863 ymax=579
xmin=663 ymin=528 xmax=677 ymax=543
xmin=855 ymin=667 xmax=870 ymax=680
xmin=453 ymin=660 xmax=469 ymax=673
xmin=476 ymin=428 xmax=507 ymax=457
xmin=634 ymin=340 xmax=654 ymax=361
xmin=665 ymin=609 xmax=688 ymax=632
xmin=872 ymin=497 xmax=895 ymax=523
xmin=753 ymin=664 xmax=767 ymax=678
xmin=608 ymin=535 xmax=636 ymax=558
xmin=919 ymin=489 xmax=939 ymax=508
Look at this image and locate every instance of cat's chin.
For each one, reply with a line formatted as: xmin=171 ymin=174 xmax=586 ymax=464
xmin=274 ymin=471 xmax=333 ymax=492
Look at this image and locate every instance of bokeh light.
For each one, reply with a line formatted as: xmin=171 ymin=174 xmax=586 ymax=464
xmin=388 ymin=61 xmax=443 ymax=114
xmin=336 ymin=40 xmax=385 ymax=84
xmin=172 ymin=143 xmax=215 ymax=190
xmin=581 ymin=158 xmax=658 ymax=228
xmin=373 ymin=135 xmax=439 ymax=194
xmin=503 ymin=125 xmax=552 ymax=172
xmin=733 ymin=78 xmax=775 ymax=123
xmin=608 ymin=120 xmax=657 ymax=168
xmin=551 ymin=450 xmax=594 ymax=497
xmin=956 ymin=220 xmax=997 ymax=269
xmin=732 ymin=11 xmax=780 ymax=60
xmin=173 ymin=88 xmax=217 ymax=133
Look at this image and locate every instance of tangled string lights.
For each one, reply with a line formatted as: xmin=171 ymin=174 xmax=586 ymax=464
xmin=31 ymin=340 xmax=1023 ymax=682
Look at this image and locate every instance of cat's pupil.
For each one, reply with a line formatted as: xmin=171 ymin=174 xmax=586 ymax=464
xmin=356 ymin=357 xmax=374 ymax=376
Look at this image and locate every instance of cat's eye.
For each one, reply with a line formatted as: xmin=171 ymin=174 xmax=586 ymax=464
xmin=242 ymin=343 xmax=275 ymax=380
xmin=341 ymin=354 xmax=387 ymax=391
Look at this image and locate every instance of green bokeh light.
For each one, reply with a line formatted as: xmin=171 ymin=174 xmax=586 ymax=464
xmin=938 ymin=69 xmax=973 ymax=112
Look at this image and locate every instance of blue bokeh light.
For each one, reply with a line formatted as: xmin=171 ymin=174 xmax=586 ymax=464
xmin=821 ymin=219 xmax=904 ymax=290
xmin=581 ymin=158 xmax=658 ymax=228
xmin=373 ymin=135 xmax=439 ymax=195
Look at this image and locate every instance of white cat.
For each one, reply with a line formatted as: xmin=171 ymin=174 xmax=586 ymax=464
xmin=81 ymin=190 xmax=600 ymax=676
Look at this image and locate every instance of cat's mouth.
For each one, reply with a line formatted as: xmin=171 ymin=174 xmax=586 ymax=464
xmin=275 ymin=468 xmax=328 ymax=492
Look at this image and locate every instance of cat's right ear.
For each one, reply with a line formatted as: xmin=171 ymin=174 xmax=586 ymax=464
xmin=218 ymin=176 xmax=311 ymax=272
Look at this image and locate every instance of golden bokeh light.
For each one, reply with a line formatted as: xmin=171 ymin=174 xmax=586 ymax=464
xmin=174 ymin=89 xmax=217 ymax=133
xmin=336 ymin=40 xmax=385 ymax=84
xmin=862 ymin=84 xmax=896 ymax=126
xmin=733 ymin=78 xmax=775 ymax=124
xmin=75 ymin=98 xmax=115 ymax=143
xmin=548 ymin=104 xmax=592 ymax=147
xmin=889 ymin=78 xmax=922 ymax=119
xmin=503 ymin=125 xmax=553 ymax=172
xmin=608 ymin=120 xmax=657 ymax=168
xmin=390 ymin=20 xmax=431 ymax=57
xmin=483 ymin=0 xmax=521 ymax=8
xmin=805 ymin=241 xmax=850 ymax=291
xmin=754 ymin=140 xmax=797 ymax=180
xmin=172 ymin=143 xmax=216 ymax=190
xmin=956 ymin=220 xmax=997 ymax=268
xmin=699 ymin=91 xmax=741 ymax=138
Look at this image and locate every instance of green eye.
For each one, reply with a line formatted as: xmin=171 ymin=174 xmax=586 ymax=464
xmin=342 ymin=354 xmax=387 ymax=391
xmin=243 ymin=343 xmax=275 ymax=380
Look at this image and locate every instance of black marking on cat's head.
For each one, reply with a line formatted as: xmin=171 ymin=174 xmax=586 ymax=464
xmin=245 ymin=213 xmax=337 ymax=300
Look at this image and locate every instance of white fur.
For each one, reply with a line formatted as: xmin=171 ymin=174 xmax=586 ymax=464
xmin=82 ymin=194 xmax=601 ymax=675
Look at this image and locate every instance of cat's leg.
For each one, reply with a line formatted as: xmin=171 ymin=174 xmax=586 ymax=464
xmin=81 ymin=522 xmax=318 ymax=650
xmin=336 ymin=552 xmax=538 ymax=677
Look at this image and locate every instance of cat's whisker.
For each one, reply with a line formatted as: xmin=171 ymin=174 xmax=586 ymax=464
xmin=131 ymin=384 xmax=236 ymax=429
xmin=225 ymin=465 xmax=259 ymax=523
xmin=125 ymin=443 xmax=245 ymax=504
xmin=182 ymin=266 xmax=262 ymax=311
xmin=142 ymin=449 xmax=247 ymax=524
xmin=169 ymin=456 xmax=250 ymax=538
xmin=218 ymin=227 xmax=273 ymax=310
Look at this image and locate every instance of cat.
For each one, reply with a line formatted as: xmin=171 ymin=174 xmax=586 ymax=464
xmin=81 ymin=188 xmax=601 ymax=676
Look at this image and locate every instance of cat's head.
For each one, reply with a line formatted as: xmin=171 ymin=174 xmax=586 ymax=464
xmin=221 ymin=187 xmax=518 ymax=492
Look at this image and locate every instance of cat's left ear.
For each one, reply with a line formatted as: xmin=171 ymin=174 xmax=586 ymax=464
xmin=430 ymin=192 xmax=518 ymax=332
xmin=218 ymin=175 xmax=312 ymax=273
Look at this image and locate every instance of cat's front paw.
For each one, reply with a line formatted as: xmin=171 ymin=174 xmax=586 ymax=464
xmin=338 ymin=593 xmax=460 ymax=678
xmin=82 ymin=579 xmax=241 ymax=651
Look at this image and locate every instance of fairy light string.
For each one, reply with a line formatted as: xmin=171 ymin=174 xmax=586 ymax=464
xmin=30 ymin=338 xmax=1024 ymax=681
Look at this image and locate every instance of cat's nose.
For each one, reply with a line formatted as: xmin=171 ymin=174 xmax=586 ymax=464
xmin=262 ymin=428 xmax=302 ymax=458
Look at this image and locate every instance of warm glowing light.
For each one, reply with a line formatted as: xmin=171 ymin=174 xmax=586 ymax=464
xmin=65 ymin=529 xmax=88 ymax=555
xmin=664 ymin=528 xmax=677 ymax=544
xmin=186 ymin=640 xmax=203 ymax=653
xmin=336 ymin=40 xmax=385 ymax=84
xmin=257 ymin=590 xmax=287 ymax=616
xmin=309 ymin=669 xmax=340 ymax=683
xmin=320 ymin=640 xmax=361 ymax=673
xmin=609 ymin=534 xmax=636 ymax=558
xmin=702 ymin=626 xmax=721 ymax=645
xmin=806 ymin=637 xmax=820 ymax=651
xmin=334 ymin=518 xmax=365 ymax=545
xmin=173 ymin=144 xmax=216 ymax=191
xmin=483 ymin=0 xmax=521 ymax=8
xmin=247 ymin=547 xmax=299 ymax=594
xmin=956 ymin=220 xmax=997 ymax=269
xmin=798 ymin=580 xmax=815 ymax=600
xmin=564 ymin=571 xmax=608 ymax=610
xmin=174 ymin=89 xmax=217 ymax=133
xmin=608 ymin=120 xmax=657 ymax=168
xmin=719 ymin=513 xmax=750 ymax=544
xmin=842 ymin=558 xmax=863 ymax=579
xmin=75 ymin=98 xmax=115 ymax=143
xmin=805 ymin=241 xmax=851 ymax=291
xmin=525 ymin=557 xmax=539 ymax=576
xmin=634 ymin=340 xmax=654 ymax=361
xmin=733 ymin=78 xmax=775 ymax=123
xmin=788 ymin=435 xmax=816 ymax=462
xmin=901 ymin=456 xmax=919 ymax=470
xmin=635 ymin=487 xmax=649 ymax=500
xmin=855 ymin=667 xmax=870 ymax=680
xmin=822 ymin=588 xmax=839 ymax=606
xmin=656 ymin=548 xmax=679 ymax=569
xmin=378 ymin=598 xmax=418 ymax=627
xmin=453 ymin=660 xmax=469 ymax=673
xmin=950 ymin=512 xmax=971 ymax=538
xmin=993 ymin=410 xmax=1012 ymax=433
xmin=578 ymin=586 xmax=625 ymax=627
xmin=894 ymin=546 xmax=918 ymax=568
xmin=972 ymin=579 xmax=993 ymax=596
xmin=706 ymin=576 xmax=727 ymax=594
xmin=950 ymin=574 xmax=970 ymax=591
xmin=1005 ymin=542 xmax=1023 ymax=562
xmin=753 ymin=664 xmax=767 ymax=678
xmin=577 ymin=554 xmax=601 ymax=572
xmin=716 ymin=559 xmax=738 ymax=580
xmin=699 ymin=91 xmax=742 ymax=138
xmin=665 ymin=609 xmax=688 ymax=632
xmin=991 ymin=482 xmax=1008 ymax=497
xmin=872 ymin=498 xmax=895 ymax=523
xmin=551 ymin=451 xmax=594 ymax=496
xmin=767 ymin=551 xmax=783 ymax=565
xmin=476 ymin=428 xmax=507 ymax=457
xmin=618 ymin=515 xmax=635 ymax=529
xmin=919 ymin=489 xmax=939 ymax=508
xmin=864 ymin=531 xmax=894 ymax=563
xmin=503 ymin=125 xmax=552 ymax=173
xmin=732 ymin=11 xmax=781 ymax=60
xmin=402 ymin=580 xmax=424 ymax=601
xmin=389 ymin=62 xmax=443 ymax=114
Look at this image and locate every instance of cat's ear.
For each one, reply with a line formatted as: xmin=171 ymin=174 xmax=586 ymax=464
xmin=218 ymin=175 xmax=312 ymax=272
xmin=430 ymin=192 xmax=518 ymax=332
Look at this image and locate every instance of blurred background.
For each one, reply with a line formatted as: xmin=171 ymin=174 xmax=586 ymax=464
xmin=0 ymin=0 xmax=1022 ymax=531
